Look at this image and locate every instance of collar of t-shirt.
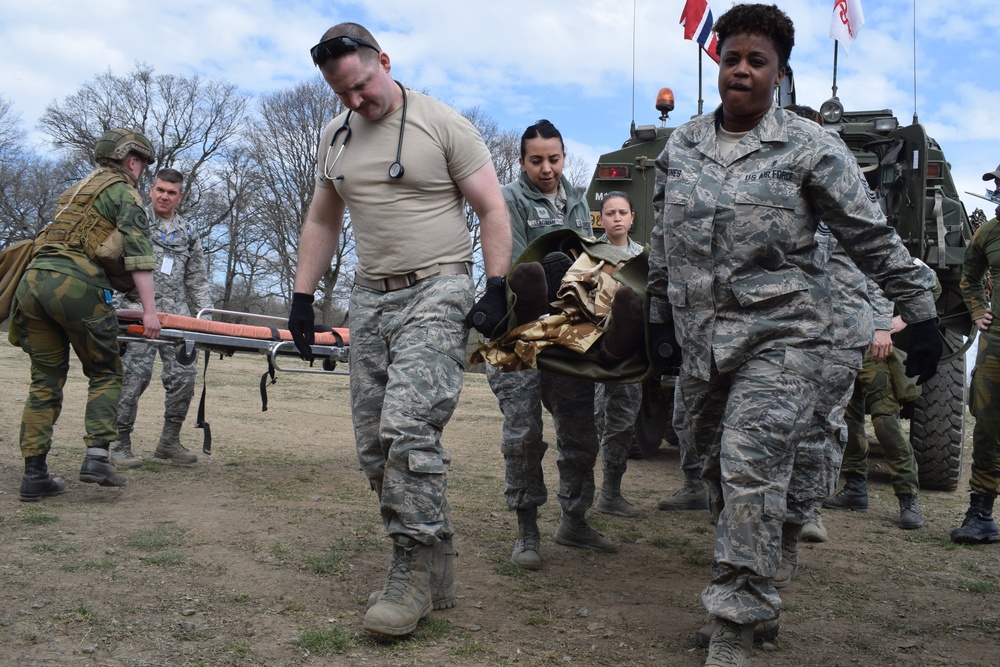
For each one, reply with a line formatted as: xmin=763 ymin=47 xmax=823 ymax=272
xmin=716 ymin=126 xmax=749 ymax=161
xmin=543 ymin=183 xmax=567 ymax=217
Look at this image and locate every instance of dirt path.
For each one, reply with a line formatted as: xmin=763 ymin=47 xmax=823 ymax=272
xmin=1 ymin=346 xmax=998 ymax=666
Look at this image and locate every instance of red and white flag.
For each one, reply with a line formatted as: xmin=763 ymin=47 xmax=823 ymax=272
xmin=830 ymin=0 xmax=865 ymax=54
xmin=680 ymin=0 xmax=719 ymax=63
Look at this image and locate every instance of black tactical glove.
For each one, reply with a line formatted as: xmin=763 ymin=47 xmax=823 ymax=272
xmin=465 ymin=276 xmax=508 ymax=338
xmin=649 ymin=319 xmax=682 ymax=372
xmin=288 ymin=292 xmax=316 ymax=362
xmin=903 ymin=318 xmax=943 ymax=385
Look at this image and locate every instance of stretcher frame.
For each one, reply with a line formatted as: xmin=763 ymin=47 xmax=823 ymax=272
xmin=117 ymin=308 xmax=350 ymax=375
xmin=116 ymin=308 xmax=350 ymax=455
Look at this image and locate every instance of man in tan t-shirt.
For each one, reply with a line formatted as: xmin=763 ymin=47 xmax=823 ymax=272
xmin=287 ymin=22 xmax=511 ymax=638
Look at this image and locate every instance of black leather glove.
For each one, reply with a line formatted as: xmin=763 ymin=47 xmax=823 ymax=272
xmin=465 ymin=276 xmax=508 ymax=338
xmin=288 ymin=292 xmax=316 ymax=362
xmin=903 ymin=318 xmax=943 ymax=385
xmin=649 ymin=320 xmax=682 ymax=372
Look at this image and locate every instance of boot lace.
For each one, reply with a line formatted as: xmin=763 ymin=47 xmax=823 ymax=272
xmin=706 ymin=622 xmax=746 ymax=666
xmin=381 ymin=543 xmax=414 ymax=603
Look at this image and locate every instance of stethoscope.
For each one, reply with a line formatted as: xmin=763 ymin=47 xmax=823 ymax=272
xmin=323 ymin=80 xmax=407 ymax=181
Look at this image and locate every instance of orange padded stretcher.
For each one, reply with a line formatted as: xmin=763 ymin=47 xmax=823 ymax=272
xmin=117 ymin=308 xmax=350 ymax=455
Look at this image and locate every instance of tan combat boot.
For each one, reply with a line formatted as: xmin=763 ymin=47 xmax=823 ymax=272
xmin=554 ymin=513 xmax=618 ymax=552
xmin=705 ymin=618 xmax=754 ymax=667
xmin=154 ymin=419 xmax=198 ymax=464
xmin=773 ymin=522 xmax=801 ymax=589
xmin=657 ymin=470 xmax=709 ymax=510
xmin=368 ymin=536 xmax=456 ymax=611
xmin=511 ymin=507 xmax=542 ymax=570
xmin=596 ymin=471 xmax=641 ymax=517
xmin=363 ymin=536 xmax=433 ymax=636
xmin=110 ymin=430 xmax=143 ymax=469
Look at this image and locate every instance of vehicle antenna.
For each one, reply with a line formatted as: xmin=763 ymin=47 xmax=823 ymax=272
xmin=911 ymin=0 xmax=918 ymax=123
xmin=630 ymin=0 xmax=636 ymax=138
xmin=831 ymin=41 xmax=839 ymax=99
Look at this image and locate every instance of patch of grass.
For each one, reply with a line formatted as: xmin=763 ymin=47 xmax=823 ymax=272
xmin=52 ymin=605 xmax=104 ymax=628
xmin=615 ymin=526 xmax=644 ymax=544
xmin=306 ymin=550 xmax=345 ymax=576
xmin=141 ymin=551 xmax=185 ymax=567
xmin=227 ymin=593 xmax=252 ymax=603
xmin=452 ymin=639 xmax=495 ymax=657
xmin=282 ymin=602 xmax=307 ymax=614
xmin=412 ymin=615 xmax=451 ymax=639
xmin=522 ymin=614 xmax=551 ymax=626
xmin=956 ymin=578 xmax=1000 ymax=594
xmin=218 ymin=639 xmax=253 ymax=661
xmin=292 ymin=626 xmax=355 ymax=654
xmin=267 ymin=541 xmax=295 ymax=562
xmin=494 ymin=561 xmax=529 ymax=579
xmin=127 ymin=525 xmax=184 ymax=551
xmin=649 ymin=534 xmax=711 ymax=567
xmin=23 ymin=509 xmax=58 ymax=525
xmin=30 ymin=542 xmax=73 ymax=554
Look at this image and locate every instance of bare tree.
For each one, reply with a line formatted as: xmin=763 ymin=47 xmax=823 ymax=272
xmin=0 ymin=97 xmax=74 ymax=247
xmin=246 ymin=78 xmax=353 ymax=325
xmin=461 ymin=107 xmax=521 ymax=290
xmin=37 ymin=63 xmax=248 ymax=213
xmin=0 ymin=96 xmax=23 ymax=165
xmin=564 ymin=152 xmax=592 ymax=192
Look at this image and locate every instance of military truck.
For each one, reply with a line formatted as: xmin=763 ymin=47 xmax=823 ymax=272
xmin=586 ymin=88 xmax=974 ymax=491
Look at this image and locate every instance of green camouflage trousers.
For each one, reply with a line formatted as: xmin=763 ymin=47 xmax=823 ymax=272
xmin=117 ymin=338 xmax=198 ymax=432
xmin=969 ymin=335 xmax=1000 ymax=496
xmin=787 ymin=347 xmax=864 ymax=523
xmin=841 ymin=359 xmax=919 ymax=496
xmin=486 ymin=364 xmax=598 ymax=517
xmin=10 ymin=268 xmax=122 ymax=457
xmin=596 ymin=381 xmax=641 ymax=476
xmin=682 ymin=346 xmax=823 ymax=626
xmin=349 ymin=275 xmax=472 ymax=545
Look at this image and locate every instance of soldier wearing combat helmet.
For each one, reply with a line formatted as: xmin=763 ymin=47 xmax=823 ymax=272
xmin=12 ymin=128 xmax=161 ymax=502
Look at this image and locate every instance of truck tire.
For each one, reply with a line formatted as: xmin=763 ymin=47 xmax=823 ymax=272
xmin=909 ymin=330 xmax=967 ymax=491
xmin=634 ymin=377 xmax=678 ymax=458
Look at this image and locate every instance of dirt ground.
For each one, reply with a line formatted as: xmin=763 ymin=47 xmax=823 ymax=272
xmin=1 ymin=344 xmax=999 ymax=667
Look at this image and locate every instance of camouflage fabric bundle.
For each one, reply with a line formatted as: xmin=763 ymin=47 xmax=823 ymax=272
xmin=0 ymin=239 xmax=36 ymax=322
xmin=472 ymin=229 xmax=652 ymax=384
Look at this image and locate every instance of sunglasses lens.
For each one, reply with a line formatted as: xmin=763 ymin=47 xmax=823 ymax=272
xmin=310 ymin=36 xmax=377 ymax=66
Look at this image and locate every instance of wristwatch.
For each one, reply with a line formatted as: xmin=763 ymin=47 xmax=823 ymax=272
xmin=486 ymin=276 xmax=505 ymax=289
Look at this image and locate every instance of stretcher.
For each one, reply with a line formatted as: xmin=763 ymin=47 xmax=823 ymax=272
xmin=117 ymin=308 xmax=350 ymax=373
xmin=117 ymin=308 xmax=350 ymax=454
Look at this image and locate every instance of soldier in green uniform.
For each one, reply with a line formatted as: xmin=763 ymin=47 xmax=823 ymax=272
xmin=824 ymin=314 xmax=924 ymax=529
xmin=952 ymin=165 xmax=1000 ymax=544
xmin=12 ymin=128 xmax=161 ymax=502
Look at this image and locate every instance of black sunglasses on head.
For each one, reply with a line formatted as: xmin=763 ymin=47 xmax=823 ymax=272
xmin=310 ymin=35 xmax=380 ymax=67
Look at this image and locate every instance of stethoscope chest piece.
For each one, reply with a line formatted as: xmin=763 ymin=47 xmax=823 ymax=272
xmin=325 ymin=80 xmax=408 ymax=182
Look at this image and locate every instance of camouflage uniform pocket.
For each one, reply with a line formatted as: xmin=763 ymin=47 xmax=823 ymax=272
xmin=408 ymin=450 xmax=449 ymax=475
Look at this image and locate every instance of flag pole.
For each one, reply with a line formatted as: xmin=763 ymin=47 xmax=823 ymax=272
xmin=697 ymin=46 xmax=704 ymax=115
xmin=831 ymin=40 xmax=839 ymax=99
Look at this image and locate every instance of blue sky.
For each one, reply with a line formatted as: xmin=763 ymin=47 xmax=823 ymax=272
xmin=1 ymin=0 xmax=997 ymax=216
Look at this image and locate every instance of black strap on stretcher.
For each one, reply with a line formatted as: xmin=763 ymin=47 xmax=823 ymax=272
xmin=195 ymin=350 xmax=212 ymax=455
xmin=260 ymin=361 xmax=277 ymax=412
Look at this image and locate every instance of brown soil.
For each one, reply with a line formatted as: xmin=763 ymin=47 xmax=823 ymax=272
xmin=1 ymin=346 xmax=999 ymax=666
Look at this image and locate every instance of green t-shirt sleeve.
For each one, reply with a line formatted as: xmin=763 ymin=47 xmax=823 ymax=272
xmin=93 ymin=181 xmax=156 ymax=272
